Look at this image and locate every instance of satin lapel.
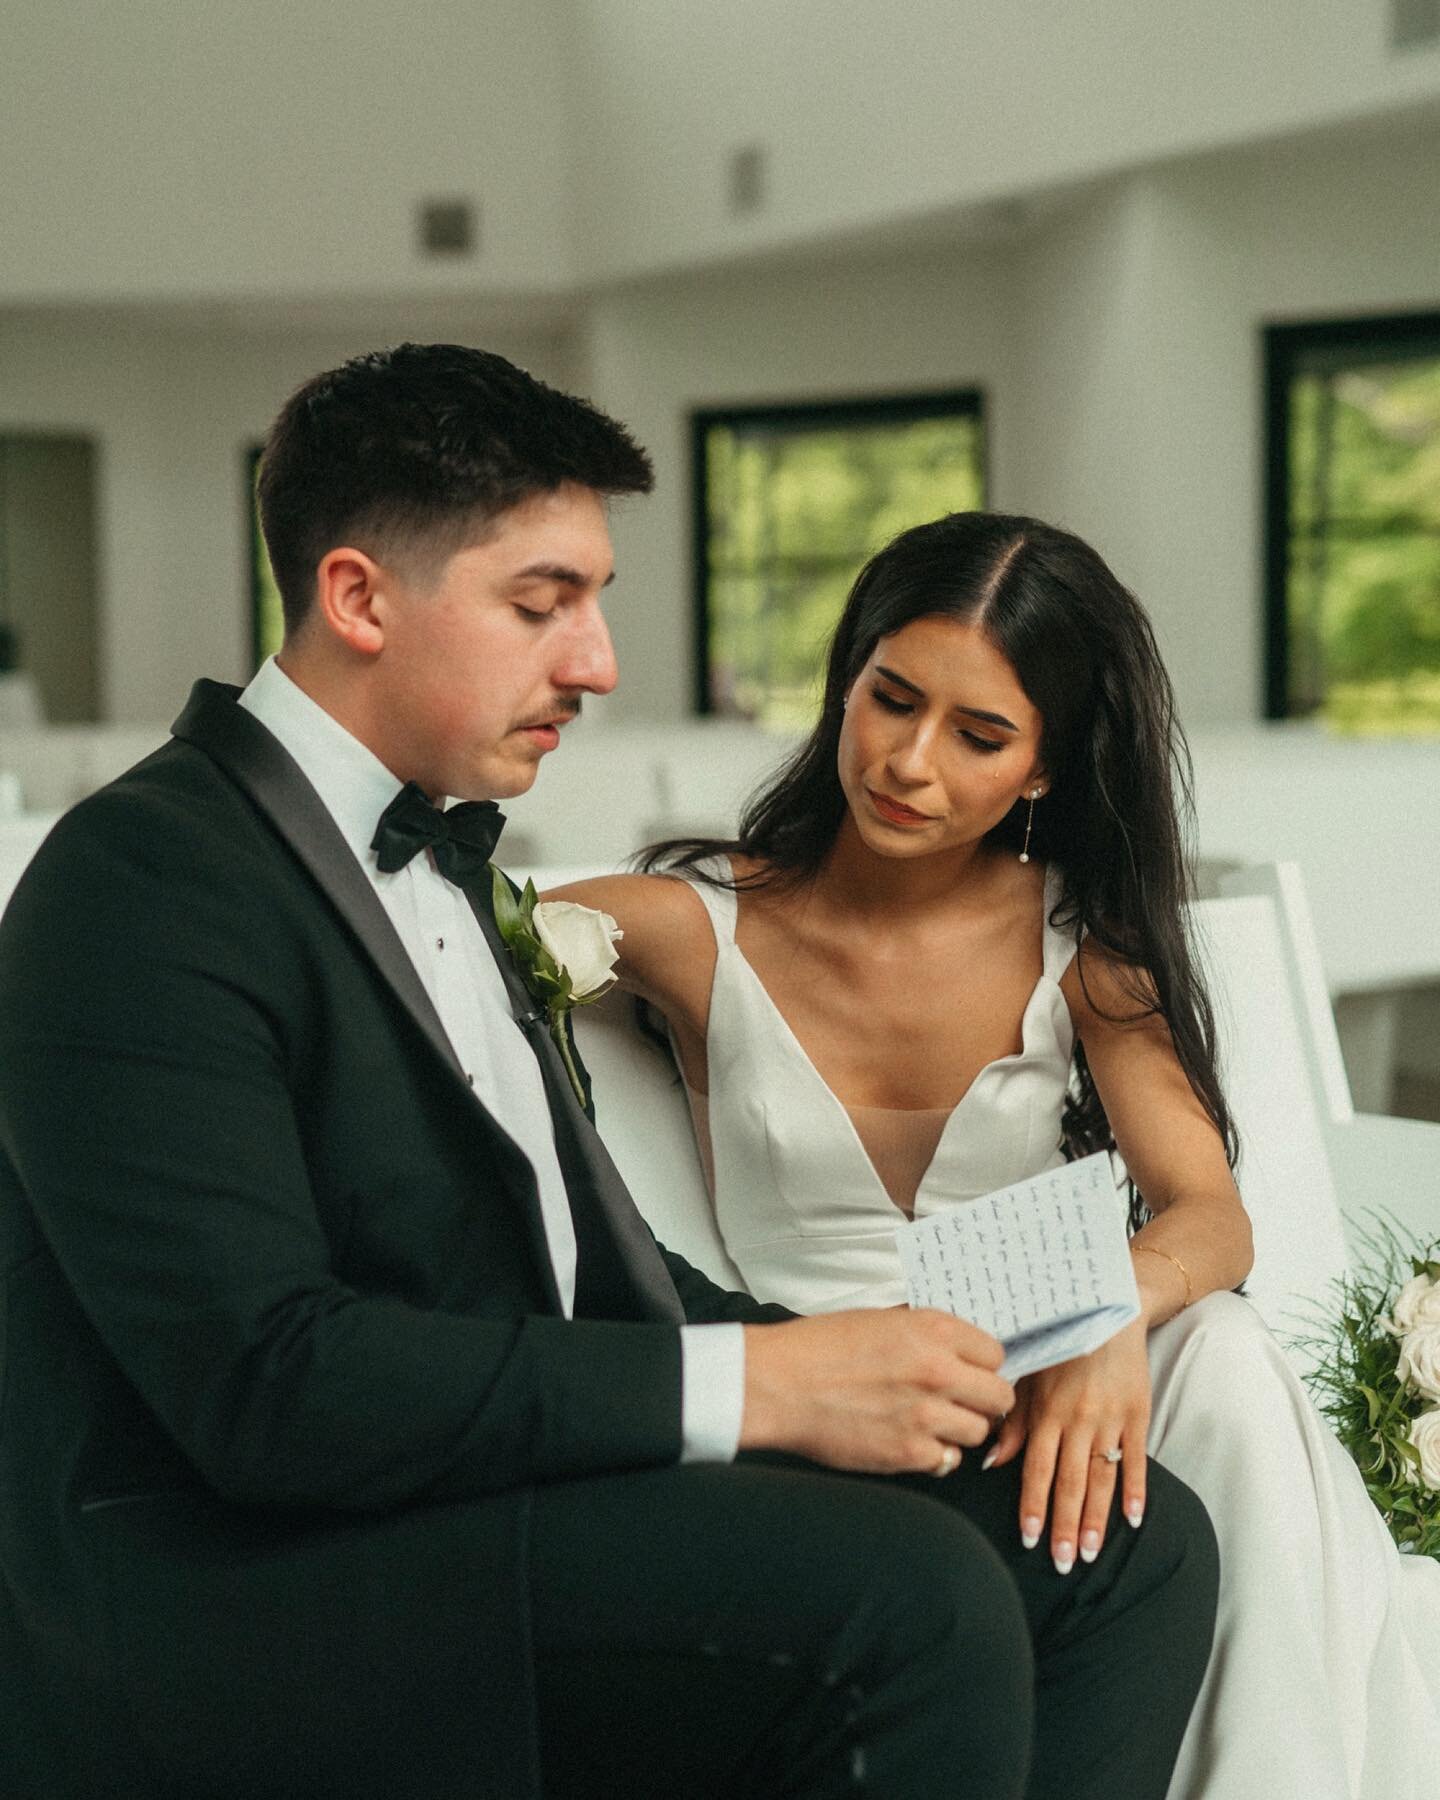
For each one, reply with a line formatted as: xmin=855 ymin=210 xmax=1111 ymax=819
xmin=170 ymin=679 xmax=465 ymax=1082
xmin=171 ymin=681 xmax=568 ymax=1316
xmin=463 ymin=887 xmax=685 ymax=1325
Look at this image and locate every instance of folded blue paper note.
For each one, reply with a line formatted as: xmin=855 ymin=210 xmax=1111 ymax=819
xmin=896 ymin=1151 xmax=1140 ymax=1380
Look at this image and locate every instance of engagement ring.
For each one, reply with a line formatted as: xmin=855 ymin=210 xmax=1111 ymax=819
xmin=1091 ymin=1447 xmax=1123 ymax=1463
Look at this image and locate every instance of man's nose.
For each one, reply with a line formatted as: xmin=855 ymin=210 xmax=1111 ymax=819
xmin=558 ymin=604 xmax=619 ymax=696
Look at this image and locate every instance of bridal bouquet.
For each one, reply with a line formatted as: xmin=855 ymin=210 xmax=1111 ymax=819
xmin=1300 ymin=1219 xmax=1440 ymax=1559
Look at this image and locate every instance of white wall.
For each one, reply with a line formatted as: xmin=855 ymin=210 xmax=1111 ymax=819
xmin=8 ymin=4 xmax=1439 ymax=302
xmin=0 ymin=1 xmax=576 ymax=303
xmin=564 ymin=0 xmax=1440 ymax=281
xmin=4 ymin=97 xmax=1438 ymax=736
xmin=1010 ymin=117 xmax=1440 ymax=729
xmin=0 ymin=313 xmax=578 ymax=719
xmin=578 ymin=110 xmax=1440 ymax=731
xmin=578 ymin=240 xmax=1022 ymax=721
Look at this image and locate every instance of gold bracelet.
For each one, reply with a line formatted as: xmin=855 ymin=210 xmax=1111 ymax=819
xmin=1134 ymin=1243 xmax=1194 ymax=1310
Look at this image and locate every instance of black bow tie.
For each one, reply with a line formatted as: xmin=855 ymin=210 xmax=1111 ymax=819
xmin=371 ymin=781 xmax=506 ymax=889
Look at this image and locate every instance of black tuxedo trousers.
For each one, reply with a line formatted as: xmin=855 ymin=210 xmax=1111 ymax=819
xmin=0 ymin=683 xmax=1218 ymax=1796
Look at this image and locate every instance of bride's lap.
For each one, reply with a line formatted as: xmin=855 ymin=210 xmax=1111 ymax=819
xmin=1143 ymin=1287 xmax=1400 ymax=1604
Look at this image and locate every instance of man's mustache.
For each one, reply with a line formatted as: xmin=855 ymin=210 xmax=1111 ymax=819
xmin=516 ymin=700 xmax=582 ymax=730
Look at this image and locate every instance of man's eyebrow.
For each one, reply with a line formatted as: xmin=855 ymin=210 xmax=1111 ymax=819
xmin=873 ymin=664 xmax=1019 ymax=732
xmin=510 ymin=562 xmax=617 ymax=589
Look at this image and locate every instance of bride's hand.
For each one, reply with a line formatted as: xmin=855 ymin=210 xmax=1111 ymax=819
xmin=981 ymin=1319 xmax=1151 ymax=1573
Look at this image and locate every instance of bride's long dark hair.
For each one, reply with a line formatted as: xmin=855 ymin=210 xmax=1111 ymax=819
xmin=645 ymin=510 xmax=1239 ymax=1218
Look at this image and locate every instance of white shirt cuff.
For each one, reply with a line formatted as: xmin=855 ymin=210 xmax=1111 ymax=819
xmin=678 ymin=1322 xmax=746 ymax=1463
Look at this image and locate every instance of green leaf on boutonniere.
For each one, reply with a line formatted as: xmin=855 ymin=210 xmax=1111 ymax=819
xmin=485 ymin=864 xmax=591 ymax=1107
xmin=491 ymin=866 xmax=526 ymax=942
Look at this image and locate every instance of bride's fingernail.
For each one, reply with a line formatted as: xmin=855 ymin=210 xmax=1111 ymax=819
xmin=1021 ymin=1517 xmax=1041 ymax=1549
xmin=1126 ymin=1501 xmax=1145 ymax=1528
xmin=981 ymin=1449 xmax=999 ymax=1470
xmin=1053 ymin=1542 xmax=1075 ymax=1576
xmin=1080 ymin=1529 xmax=1100 ymax=1563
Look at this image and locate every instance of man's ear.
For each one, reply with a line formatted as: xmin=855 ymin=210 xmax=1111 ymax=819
xmin=314 ymin=547 xmax=387 ymax=656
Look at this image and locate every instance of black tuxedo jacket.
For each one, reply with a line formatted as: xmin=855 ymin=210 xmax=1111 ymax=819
xmin=0 ymin=681 xmax=780 ymax=1797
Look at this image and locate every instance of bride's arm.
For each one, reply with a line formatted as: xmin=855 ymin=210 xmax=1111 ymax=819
xmin=1059 ymin=949 xmax=1255 ymax=1319
xmin=985 ymin=951 xmax=1255 ymax=1576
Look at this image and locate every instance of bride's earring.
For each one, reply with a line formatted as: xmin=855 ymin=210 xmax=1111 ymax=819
xmin=1019 ymin=788 xmax=1041 ymax=864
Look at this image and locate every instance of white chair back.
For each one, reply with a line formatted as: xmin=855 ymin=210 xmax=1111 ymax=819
xmin=1187 ymin=893 xmax=1353 ymax=1347
xmin=0 ymin=814 xmax=63 ymax=915
xmin=577 ymin=990 xmax=745 ymax=1289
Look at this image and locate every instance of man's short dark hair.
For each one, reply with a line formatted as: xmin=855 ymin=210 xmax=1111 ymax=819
xmin=256 ymin=343 xmax=654 ymax=634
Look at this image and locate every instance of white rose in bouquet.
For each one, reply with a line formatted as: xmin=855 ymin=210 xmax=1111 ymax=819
xmin=1410 ymin=1409 xmax=1440 ymax=1492
xmin=1396 ymin=1323 xmax=1440 ymax=1404
xmin=1386 ymin=1272 xmax=1440 ymax=1335
xmin=532 ymin=901 xmax=623 ymax=1000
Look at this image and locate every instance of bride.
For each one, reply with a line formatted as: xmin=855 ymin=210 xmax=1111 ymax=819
xmin=547 ymin=510 xmax=1440 ymax=1798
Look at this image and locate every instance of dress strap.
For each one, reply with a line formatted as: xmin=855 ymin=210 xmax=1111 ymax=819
xmin=671 ymin=856 xmax=739 ymax=949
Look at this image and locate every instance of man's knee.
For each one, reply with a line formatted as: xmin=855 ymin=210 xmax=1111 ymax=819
xmin=809 ymin=1479 xmax=1035 ymax=1781
xmin=809 ymin=1478 xmax=1034 ymax=1707
xmin=1135 ymin=1458 xmax=1221 ymax=1636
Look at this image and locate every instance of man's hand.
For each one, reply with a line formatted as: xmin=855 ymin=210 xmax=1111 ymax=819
xmin=740 ymin=1310 xmax=1014 ymax=1475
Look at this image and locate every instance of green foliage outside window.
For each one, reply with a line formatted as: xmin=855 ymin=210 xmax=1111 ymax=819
xmin=1280 ymin=332 xmax=1440 ymax=737
xmin=697 ymin=397 xmax=985 ymax=728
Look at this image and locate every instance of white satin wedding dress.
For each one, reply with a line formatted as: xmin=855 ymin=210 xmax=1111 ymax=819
xmin=678 ymin=862 xmax=1440 ymax=1800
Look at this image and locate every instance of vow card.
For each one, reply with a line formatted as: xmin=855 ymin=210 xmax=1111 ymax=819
xmin=896 ymin=1152 xmax=1141 ymax=1380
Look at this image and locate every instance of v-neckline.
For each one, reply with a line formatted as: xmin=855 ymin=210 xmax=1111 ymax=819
xmin=721 ymin=868 xmax=1062 ymax=1213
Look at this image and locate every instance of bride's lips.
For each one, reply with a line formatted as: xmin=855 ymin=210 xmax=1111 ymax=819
xmin=867 ymin=789 xmax=934 ymax=827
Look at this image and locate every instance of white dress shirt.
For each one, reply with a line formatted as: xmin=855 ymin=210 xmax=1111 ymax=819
xmin=240 ymin=657 xmax=744 ymax=1462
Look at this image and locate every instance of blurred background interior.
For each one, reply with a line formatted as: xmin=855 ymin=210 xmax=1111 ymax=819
xmin=1 ymin=1 xmax=1438 ymax=1124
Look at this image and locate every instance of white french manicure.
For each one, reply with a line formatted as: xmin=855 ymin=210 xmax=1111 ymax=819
xmin=981 ymin=1448 xmax=999 ymax=1471
xmin=1053 ymin=1543 xmax=1075 ymax=1576
xmin=1126 ymin=1501 xmax=1145 ymax=1528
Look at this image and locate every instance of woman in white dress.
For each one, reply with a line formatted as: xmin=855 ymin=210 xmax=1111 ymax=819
xmin=548 ymin=510 xmax=1440 ymax=1798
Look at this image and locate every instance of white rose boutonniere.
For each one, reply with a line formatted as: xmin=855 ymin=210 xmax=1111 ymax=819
xmin=532 ymin=901 xmax=624 ymax=1000
xmin=490 ymin=871 xmax=622 ymax=1105
xmin=1385 ymin=1272 xmax=1440 ymax=1336
xmin=1397 ymin=1323 xmax=1440 ymax=1405
xmin=1410 ymin=1410 xmax=1440 ymax=1492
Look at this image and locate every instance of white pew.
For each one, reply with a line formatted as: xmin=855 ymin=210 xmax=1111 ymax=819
xmin=0 ymin=814 xmax=64 ymax=914
xmin=575 ymin=866 xmax=1440 ymax=1369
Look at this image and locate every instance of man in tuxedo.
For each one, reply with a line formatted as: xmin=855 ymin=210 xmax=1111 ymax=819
xmin=0 ymin=343 xmax=1218 ymax=1798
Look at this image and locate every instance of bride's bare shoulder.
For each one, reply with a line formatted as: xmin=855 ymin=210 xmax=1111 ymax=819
xmin=540 ymin=869 xmax=717 ymax=1005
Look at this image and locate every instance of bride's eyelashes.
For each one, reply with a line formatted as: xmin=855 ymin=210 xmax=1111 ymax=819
xmin=867 ymin=685 xmax=1006 ymax=753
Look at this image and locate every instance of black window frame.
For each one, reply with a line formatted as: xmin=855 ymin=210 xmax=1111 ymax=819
xmin=1262 ymin=308 xmax=1440 ymax=721
xmin=689 ymin=388 xmax=987 ymax=718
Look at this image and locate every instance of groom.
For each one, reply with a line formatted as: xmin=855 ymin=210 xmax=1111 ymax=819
xmin=0 ymin=343 xmax=1217 ymax=1798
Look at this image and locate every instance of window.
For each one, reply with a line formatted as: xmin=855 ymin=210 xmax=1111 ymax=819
xmin=0 ymin=434 xmax=100 ymax=722
xmin=248 ymin=445 xmax=283 ymax=667
xmin=1265 ymin=313 xmax=1440 ymax=735
xmin=692 ymin=391 xmax=985 ymax=727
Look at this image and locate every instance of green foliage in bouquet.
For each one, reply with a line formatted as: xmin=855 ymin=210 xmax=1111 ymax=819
xmin=1295 ymin=1215 xmax=1440 ymax=1560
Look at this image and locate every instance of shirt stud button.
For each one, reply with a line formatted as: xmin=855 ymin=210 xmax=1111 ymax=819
xmin=436 ymin=936 xmax=445 ymax=951
xmin=465 ymin=1072 xmax=475 ymax=1087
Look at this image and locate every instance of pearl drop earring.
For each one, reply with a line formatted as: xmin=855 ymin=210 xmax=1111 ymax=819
xmin=1019 ymin=788 xmax=1041 ymax=864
